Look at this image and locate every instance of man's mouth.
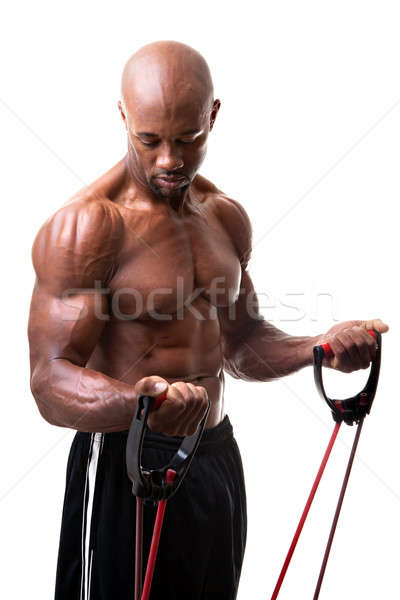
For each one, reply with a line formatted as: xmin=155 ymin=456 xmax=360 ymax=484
xmin=154 ymin=175 xmax=187 ymax=190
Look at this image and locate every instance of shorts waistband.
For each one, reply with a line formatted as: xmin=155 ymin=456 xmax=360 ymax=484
xmin=90 ymin=414 xmax=234 ymax=453
xmin=143 ymin=414 xmax=233 ymax=451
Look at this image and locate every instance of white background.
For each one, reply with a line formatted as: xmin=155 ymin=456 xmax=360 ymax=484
xmin=0 ymin=1 xmax=398 ymax=598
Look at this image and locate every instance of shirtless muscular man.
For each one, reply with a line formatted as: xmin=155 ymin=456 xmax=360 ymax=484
xmin=28 ymin=41 xmax=389 ymax=599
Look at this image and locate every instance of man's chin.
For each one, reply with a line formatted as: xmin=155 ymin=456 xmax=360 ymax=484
xmin=149 ymin=181 xmax=189 ymax=201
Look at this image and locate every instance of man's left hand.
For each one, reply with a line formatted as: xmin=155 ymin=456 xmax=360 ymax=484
xmin=316 ymin=318 xmax=389 ymax=373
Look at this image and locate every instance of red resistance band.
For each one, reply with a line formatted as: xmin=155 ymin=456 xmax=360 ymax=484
xmin=134 ymin=393 xmax=170 ymax=600
xmin=270 ymin=421 xmax=341 ymax=600
xmin=126 ymin=391 xmax=210 ymax=600
xmin=270 ymin=329 xmax=381 ymax=598
xmin=137 ymin=469 xmax=177 ymax=600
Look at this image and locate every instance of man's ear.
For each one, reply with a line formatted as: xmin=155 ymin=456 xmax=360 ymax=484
xmin=210 ymin=99 xmax=221 ymax=131
xmin=118 ymin=100 xmax=128 ymax=130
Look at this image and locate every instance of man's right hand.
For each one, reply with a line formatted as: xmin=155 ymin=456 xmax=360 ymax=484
xmin=134 ymin=376 xmax=209 ymax=437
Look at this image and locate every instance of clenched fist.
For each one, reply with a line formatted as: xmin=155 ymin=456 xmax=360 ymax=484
xmin=317 ymin=318 xmax=389 ymax=373
xmin=134 ymin=375 xmax=209 ymax=437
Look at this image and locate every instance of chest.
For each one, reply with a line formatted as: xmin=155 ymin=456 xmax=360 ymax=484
xmin=110 ymin=211 xmax=241 ymax=318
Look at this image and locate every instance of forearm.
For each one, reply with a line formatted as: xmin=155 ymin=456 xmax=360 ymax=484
xmin=31 ymin=358 xmax=137 ymax=432
xmin=223 ymin=320 xmax=319 ymax=382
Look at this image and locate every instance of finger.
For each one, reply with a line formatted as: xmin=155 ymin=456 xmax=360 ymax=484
xmin=148 ymin=384 xmax=185 ymax=435
xmin=350 ymin=326 xmax=374 ymax=369
xmin=171 ymin=381 xmax=192 ymax=402
xmin=338 ymin=330 xmax=365 ymax=370
xmin=173 ymin=383 xmax=203 ymax=436
xmin=361 ymin=318 xmax=389 ymax=334
xmin=195 ymin=385 xmax=209 ymax=417
xmin=165 ymin=383 xmax=187 ymax=423
xmin=187 ymin=383 xmax=208 ymax=409
xmin=328 ymin=333 xmax=357 ymax=372
xmin=134 ymin=376 xmax=168 ymax=398
xmin=358 ymin=326 xmax=377 ymax=362
xmin=168 ymin=382 xmax=198 ymax=435
xmin=186 ymin=383 xmax=205 ymax=420
xmin=186 ymin=384 xmax=208 ymax=433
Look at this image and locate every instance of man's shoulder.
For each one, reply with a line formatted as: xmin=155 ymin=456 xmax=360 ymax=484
xmin=48 ymin=191 xmax=123 ymax=231
xmin=195 ymin=175 xmax=251 ymax=228
xmin=32 ymin=193 xmax=124 ymax=289
xmin=198 ymin=179 xmax=252 ymax=269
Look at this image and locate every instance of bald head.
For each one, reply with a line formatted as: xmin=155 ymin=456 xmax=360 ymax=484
xmin=119 ymin=41 xmax=220 ymax=203
xmin=121 ymin=41 xmax=214 ymax=116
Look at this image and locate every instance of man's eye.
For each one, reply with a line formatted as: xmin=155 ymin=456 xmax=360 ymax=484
xmin=177 ymin=139 xmax=196 ymax=145
xmin=140 ymin=139 xmax=158 ymax=147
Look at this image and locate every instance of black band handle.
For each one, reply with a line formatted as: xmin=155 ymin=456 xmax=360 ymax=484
xmin=313 ymin=329 xmax=382 ymax=425
xmin=126 ymin=394 xmax=210 ymax=501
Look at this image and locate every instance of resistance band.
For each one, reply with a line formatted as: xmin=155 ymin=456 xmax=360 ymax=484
xmin=271 ymin=329 xmax=381 ymax=598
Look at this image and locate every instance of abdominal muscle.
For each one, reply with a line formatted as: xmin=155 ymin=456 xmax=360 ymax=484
xmin=87 ymin=299 xmax=226 ymax=429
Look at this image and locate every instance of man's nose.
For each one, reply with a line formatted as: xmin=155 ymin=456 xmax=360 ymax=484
xmin=155 ymin=143 xmax=184 ymax=171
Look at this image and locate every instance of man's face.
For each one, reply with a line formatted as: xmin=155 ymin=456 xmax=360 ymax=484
xmin=120 ymin=91 xmax=219 ymax=200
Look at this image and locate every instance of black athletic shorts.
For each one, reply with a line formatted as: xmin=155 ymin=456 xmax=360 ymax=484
xmin=54 ymin=415 xmax=247 ymax=599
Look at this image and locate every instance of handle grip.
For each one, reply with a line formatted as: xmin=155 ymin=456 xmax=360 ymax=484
xmin=313 ymin=329 xmax=381 ymax=425
xmin=126 ymin=393 xmax=210 ymax=500
xmin=152 ymin=392 xmax=168 ymax=411
xmin=320 ymin=329 xmax=376 ymax=360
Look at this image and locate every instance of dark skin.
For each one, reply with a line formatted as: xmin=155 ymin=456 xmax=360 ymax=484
xmin=28 ymin=41 xmax=389 ymax=436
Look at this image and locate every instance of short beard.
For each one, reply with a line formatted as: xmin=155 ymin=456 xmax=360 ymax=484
xmin=148 ymin=179 xmax=190 ymax=202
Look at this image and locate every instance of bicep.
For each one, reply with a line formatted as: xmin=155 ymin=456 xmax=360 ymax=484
xmin=28 ymin=280 xmax=108 ymax=372
xmin=29 ymin=199 xmax=120 ymax=371
xmin=218 ymin=269 xmax=263 ymax=352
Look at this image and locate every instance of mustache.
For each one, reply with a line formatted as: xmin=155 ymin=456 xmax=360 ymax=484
xmin=152 ymin=171 xmax=188 ymax=180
